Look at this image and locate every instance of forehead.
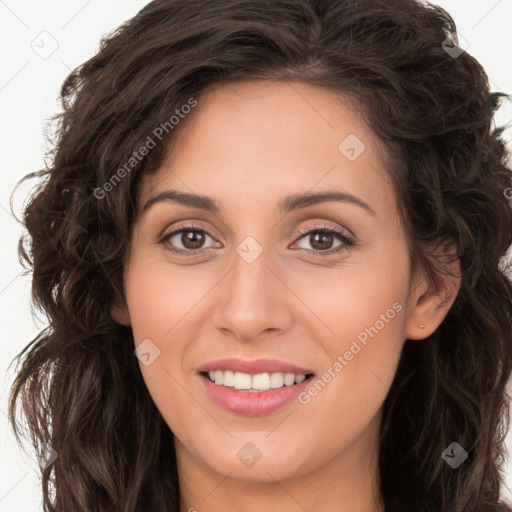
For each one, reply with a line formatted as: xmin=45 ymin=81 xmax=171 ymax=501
xmin=137 ymin=80 xmax=394 ymax=216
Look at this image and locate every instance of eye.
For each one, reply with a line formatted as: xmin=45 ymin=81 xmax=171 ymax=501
xmin=157 ymin=223 xmax=356 ymax=258
xmin=158 ymin=224 xmax=220 ymax=256
xmin=291 ymin=224 xmax=356 ymax=257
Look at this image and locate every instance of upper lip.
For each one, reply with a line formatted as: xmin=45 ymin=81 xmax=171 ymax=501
xmin=197 ymin=357 xmax=314 ymax=376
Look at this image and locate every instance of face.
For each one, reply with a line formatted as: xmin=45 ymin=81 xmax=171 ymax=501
xmin=111 ymin=80 xmax=451 ymax=487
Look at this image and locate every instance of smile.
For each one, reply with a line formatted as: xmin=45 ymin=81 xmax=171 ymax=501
xmin=196 ymin=357 xmax=316 ymax=415
xmin=203 ymin=370 xmax=311 ymax=391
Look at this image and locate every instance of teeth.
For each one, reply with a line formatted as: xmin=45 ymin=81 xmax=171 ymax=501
xmin=206 ymin=370 xmax=309 ymax=390
xmin=252 ymin=373 xmax=271 ymax=390
xmin=270 ymin=372 xmax=284 ymax=388
xmin=233 ymin=372 xmax=252 ymax=390
xmin=283 ymin=373 xmax=295 ymax=386
xmin=223 ymin=370 xmax=235 ymax=387
xmin=214 ymin=370 xmax=224 ymax=385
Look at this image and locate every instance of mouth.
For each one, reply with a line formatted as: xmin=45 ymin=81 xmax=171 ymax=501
xmin=196 ymin=357 xmax=316 ymax=415
xmin=199 ymin=370 xmax=315 ymax=392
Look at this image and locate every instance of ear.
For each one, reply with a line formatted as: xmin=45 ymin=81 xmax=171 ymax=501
xmin=110 ymin=296 xmax=131 ymax=326
xmin=405 ymin=249 xmax=461 ymax=341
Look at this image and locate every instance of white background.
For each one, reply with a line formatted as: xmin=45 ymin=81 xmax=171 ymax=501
xmin=1 ymin=1 xmax=511 ymax=510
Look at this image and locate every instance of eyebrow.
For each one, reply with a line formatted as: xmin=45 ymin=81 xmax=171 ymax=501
xmin=141 ymin=189 xmax=376 ymax=216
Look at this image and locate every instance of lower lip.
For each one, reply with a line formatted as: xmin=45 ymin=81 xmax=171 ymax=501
xmin=199 ymin=373 xmax=313 ymax=416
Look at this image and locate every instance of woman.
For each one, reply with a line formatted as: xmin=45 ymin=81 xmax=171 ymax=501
xmin=8 ymin=0 xmax=512 ymax=510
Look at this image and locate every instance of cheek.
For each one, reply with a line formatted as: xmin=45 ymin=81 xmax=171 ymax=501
xmin=123 ymin=255 xmax=216 ymax=397
xmin=124 ymin=260 xmax=207 ymax=435
xmin=124 ymin=254 xmax=210 ymax=344
xmin=296 ymin=247 xmax=409 ymax=358
xmin=291 ymin=247 xmax=409 ymax=425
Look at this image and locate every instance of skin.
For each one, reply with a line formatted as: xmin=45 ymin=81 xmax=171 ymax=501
xmin=111 ymin=80 xmax=460 ymax=512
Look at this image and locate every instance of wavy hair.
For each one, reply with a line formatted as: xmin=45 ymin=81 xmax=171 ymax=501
xmin=8 ymin=0 xmax=512 ymax=510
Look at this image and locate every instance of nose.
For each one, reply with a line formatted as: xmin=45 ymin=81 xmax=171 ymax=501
xmin=211 ymin=245 xmax=293 ymax=342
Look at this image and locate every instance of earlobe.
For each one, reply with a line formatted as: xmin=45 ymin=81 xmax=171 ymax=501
xmin=405 ymin=259 xmax=461 ymax=340
xmin=110 ymin=299 xmax=131 ymax=326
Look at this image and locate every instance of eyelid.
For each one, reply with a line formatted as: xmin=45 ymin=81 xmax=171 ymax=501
xmin=157 ymin=220 xmax=357 ymax=257
xmin=158 ymin=221 xmax=220 ymax=247
xmin=293 ymin=222 xmax=356 ymax=243
xmin=157 ymin=219 xmax=216 ymax=240
xmin=290 ymin=223 xmax=357 ymax=257
xmin=159 ymin=220 xmax=354 ymax=241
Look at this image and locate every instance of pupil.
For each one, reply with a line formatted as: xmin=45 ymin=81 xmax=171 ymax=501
xmin=183 ymin=230 xmax=204 ymax=249
xmin=311 ymin=232 xmax=332 ymax=250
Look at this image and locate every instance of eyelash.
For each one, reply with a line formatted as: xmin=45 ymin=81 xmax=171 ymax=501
xmin=157 ymin=223 xmax=356 ymax=258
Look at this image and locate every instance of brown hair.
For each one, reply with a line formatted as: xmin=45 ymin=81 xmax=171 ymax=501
xmin=8 ymin=0 xmax=512 ymax=510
